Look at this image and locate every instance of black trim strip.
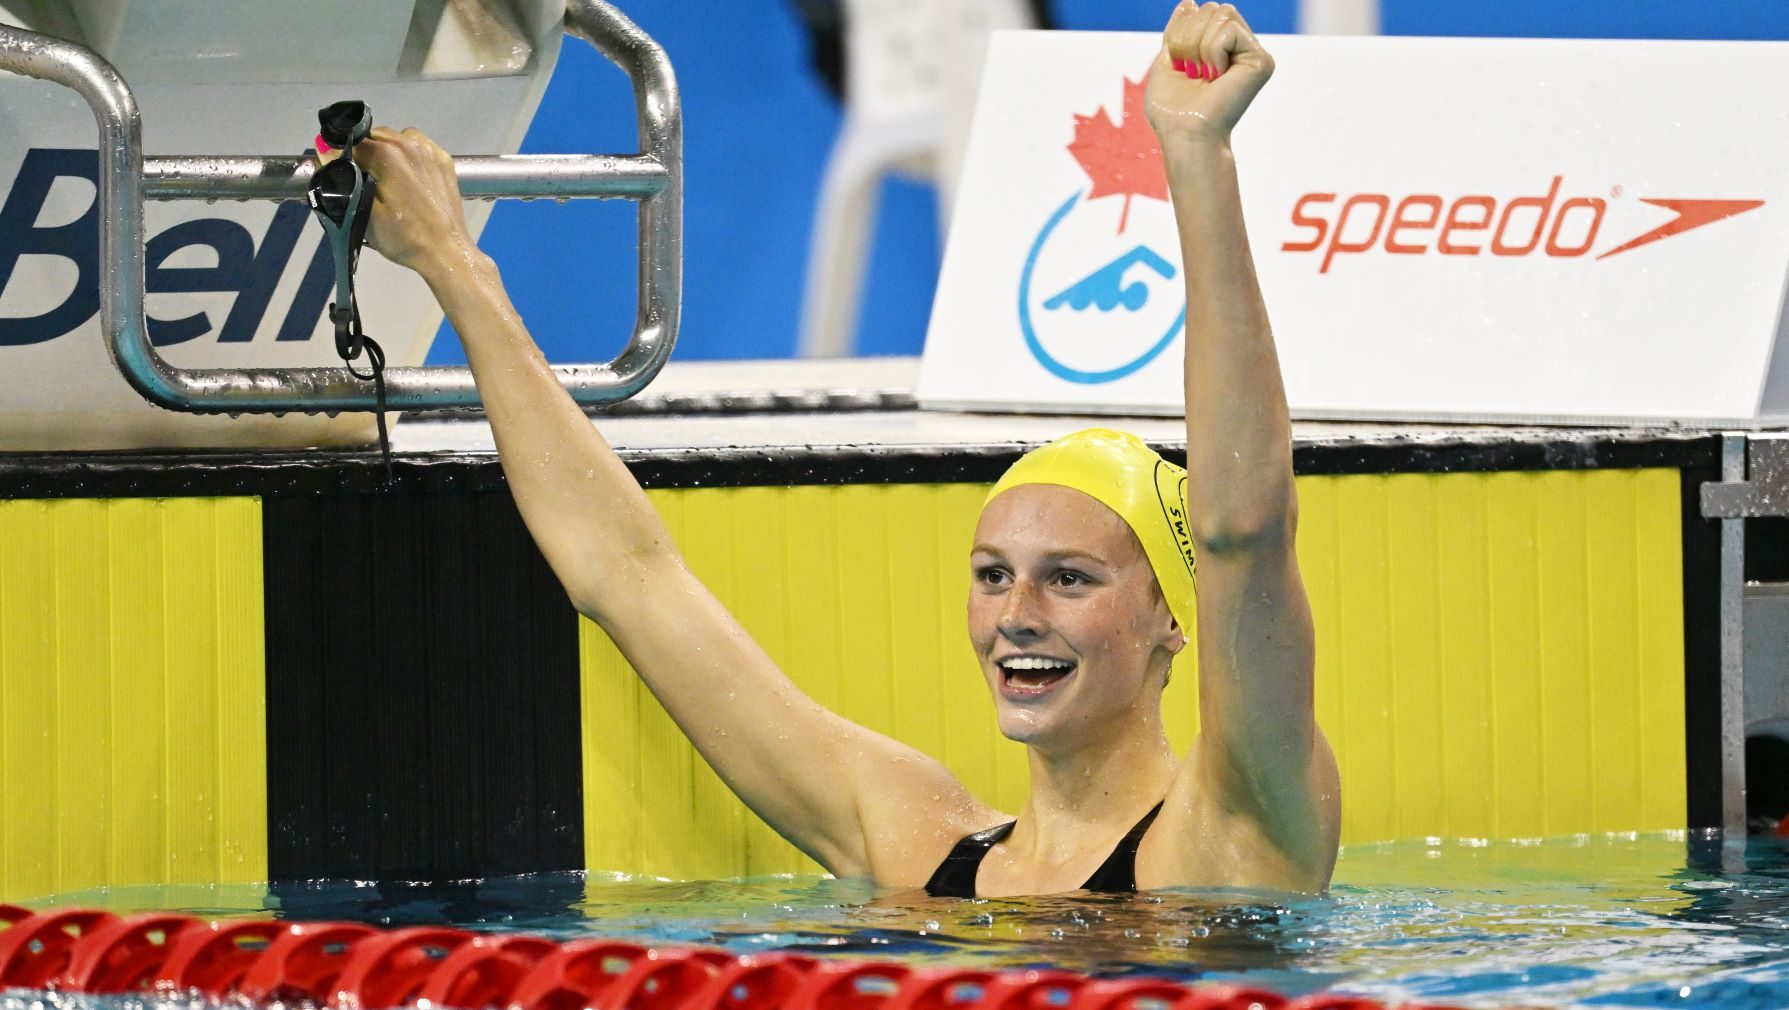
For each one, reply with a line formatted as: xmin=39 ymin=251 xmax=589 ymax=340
xmin=0 ymin=430 xmax=1726 ymax=498
xmin=1680 ymin=462 xmax=1725 ymax=831
xmin=263 ymin=490 xmax=585 ymax=881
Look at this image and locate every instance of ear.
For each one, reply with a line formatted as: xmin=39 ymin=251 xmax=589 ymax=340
xmin=1164 ymin=616 xmax=1187 ymax=656
xmin=1158 ymin=613 xmax=1186 ymax=690
xmin=1158 ymin=599 xmax=1187 ymax=655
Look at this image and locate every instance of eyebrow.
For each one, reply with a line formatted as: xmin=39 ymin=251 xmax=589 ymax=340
xmin=971 ymin=546 xmax=1109 ymax=566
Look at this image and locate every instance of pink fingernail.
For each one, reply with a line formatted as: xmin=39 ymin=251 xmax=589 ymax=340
xmin=314 ymin=133 xmax=333 ymax=155
xmin=1185 ymin=65 xmax=1198 ymax=79
xmin=1171 ymin=56 xmax=1186 ymax=71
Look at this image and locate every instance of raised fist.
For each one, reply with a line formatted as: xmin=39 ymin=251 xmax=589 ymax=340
xmin=1144 ymin=2 xmax=1274 ymax=145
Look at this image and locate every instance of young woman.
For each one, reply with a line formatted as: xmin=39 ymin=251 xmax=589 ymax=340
xmin=353 ymin=0 xmax=1338 ymax=898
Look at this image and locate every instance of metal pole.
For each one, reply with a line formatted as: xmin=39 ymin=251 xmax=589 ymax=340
xmin=1719 ymin=433 xmax=1750 ymax=848
xmin=141 ymin=154 xmax=670 ymax=202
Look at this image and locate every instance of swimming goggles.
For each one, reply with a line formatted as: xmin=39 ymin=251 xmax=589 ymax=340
xmin=306 ymin=99 xmax=393 ymax=481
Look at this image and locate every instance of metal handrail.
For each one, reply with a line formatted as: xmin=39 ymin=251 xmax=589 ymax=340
xmin=0 ymin=0 xmax=681 ymax=413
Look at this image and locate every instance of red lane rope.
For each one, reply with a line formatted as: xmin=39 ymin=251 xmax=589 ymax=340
xmin=0 ymin=907 xmax=1486 ymax=1010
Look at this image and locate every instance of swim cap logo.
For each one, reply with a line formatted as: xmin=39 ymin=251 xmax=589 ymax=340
xmin=1153 ymin=460 xmax=1196 ymax=582
xmin=1018 ymin=75 xmax=1185 ymax=385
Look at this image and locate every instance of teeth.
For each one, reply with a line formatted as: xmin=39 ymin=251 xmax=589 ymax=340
xmin=1000 ymin=657 xmax=1074 ymax=671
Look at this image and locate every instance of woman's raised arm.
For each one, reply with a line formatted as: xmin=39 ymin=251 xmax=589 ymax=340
xmin=354 ymin=127 xmax=988 ymax=883
xmin=1138 ymin=4 xmax=1340 ymax=891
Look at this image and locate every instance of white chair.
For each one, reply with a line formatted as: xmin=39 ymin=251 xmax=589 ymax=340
xmin=1298 ymin=0 xmax=1380 ymax=36
xmin=798 ymin=0 xmax=1035 ymax=358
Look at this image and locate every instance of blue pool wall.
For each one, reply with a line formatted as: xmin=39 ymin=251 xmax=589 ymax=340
xmin=429 ymin=0 xmax=1789 ymax=366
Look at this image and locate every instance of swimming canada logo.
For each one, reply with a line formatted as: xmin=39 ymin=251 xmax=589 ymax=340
xmin=1018 ymin=75 xmax=1185 ymax=385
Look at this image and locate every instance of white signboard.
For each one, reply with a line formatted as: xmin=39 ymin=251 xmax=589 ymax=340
xmin=0 ymin=7 xmax=557 ymax=450
xmin=918 ymin=32 xmax=1789 ymax=427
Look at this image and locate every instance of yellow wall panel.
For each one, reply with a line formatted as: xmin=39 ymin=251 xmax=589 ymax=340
xmin=1584 ymin=472 xmax=1645 ymax=835
xmin=0 ymin=498 xmax=266 ymax=898
xmin=1634 ymin=476 xmax=1690 ymax=828
xmin=1431 ymin=476 xmax=1494 ymax=836
xmin=579 ymin=468 xmax=1687 ymax=878
xmin=1536 ymin=471 xmax=1594 ymax=834
xmin=1485 ymin=473 xmax=1547 ymax=838
xmin=1385 ymin=475 xmax=1443 ymax=841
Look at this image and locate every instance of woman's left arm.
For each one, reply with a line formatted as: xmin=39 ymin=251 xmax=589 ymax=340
xmin=1139 ymin=2 xmax=1340 ymax=892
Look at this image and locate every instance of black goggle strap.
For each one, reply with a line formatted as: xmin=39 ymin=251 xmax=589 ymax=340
xmin=306 ymin=131 xmax=393 ymax=482
xmin=313 ymin=168 xmax=363 ymax=360
xmin=343 ymin=315 xmax=392 ymax=485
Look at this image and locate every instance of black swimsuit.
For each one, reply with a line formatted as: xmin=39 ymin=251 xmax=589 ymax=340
xmin=924 ymin=802 xmax=1164 ymax=898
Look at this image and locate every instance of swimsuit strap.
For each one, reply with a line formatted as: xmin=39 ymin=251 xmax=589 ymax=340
xmin=1079 ymin=801 xmax=1165 ymax=894
xmin=923 ymin=820 xmax=1016 ymax=898
xmin=923 ymin=801 xmax=1166 ymax=899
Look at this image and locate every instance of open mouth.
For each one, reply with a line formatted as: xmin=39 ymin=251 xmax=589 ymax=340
xmin=996 ymin=655 xmax=1077 ymax=698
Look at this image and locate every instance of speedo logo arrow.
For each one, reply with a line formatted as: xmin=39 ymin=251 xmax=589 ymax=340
xmin=1594 ymin=198 xmax=1766 ymax=259
xmin=1280 ymin=177 xmax=1766 ymax=273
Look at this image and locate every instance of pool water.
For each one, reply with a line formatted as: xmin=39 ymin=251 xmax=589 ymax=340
xmin=6 ymin=833 xmax=1788 ymax=1010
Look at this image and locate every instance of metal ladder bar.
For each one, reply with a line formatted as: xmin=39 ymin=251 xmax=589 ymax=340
xmin=0 ymin=0 xmax=681 ymax=413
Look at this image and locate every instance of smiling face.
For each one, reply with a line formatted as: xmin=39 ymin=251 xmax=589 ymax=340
xmin=969 ymin=484 xmax=1185 ymax=751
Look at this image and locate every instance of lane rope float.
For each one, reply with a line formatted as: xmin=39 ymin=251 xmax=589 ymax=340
xmin=0 ymin=905 xmax=1512 ymax=1010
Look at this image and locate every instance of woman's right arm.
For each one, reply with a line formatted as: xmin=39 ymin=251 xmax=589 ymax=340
xmin=356 ymin=128 xmax=988 ymax=881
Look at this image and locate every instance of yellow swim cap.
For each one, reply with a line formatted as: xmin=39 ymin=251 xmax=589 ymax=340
xmin=985 ymin=428 xmax=1197 ymax=631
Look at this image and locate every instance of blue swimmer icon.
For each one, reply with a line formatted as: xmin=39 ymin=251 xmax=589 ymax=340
xmin=1018 ymin=193 xmax=1185 ymax=384
xmin=1043 ymin=246 xmax=1177 ymax=313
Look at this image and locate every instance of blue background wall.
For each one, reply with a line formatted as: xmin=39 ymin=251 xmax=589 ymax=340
xmin=429 ymin=0 xmax=1789 ymax=366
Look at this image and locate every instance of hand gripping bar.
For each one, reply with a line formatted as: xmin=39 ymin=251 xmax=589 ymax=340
xmin=0 ymin=0 xmax=681 ymax=413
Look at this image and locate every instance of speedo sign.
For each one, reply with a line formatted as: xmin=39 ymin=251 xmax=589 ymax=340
xmin=1284 ymin=178 xmax=1763 ymax=273
xmin=920 ymin=32 xmax=1789 ymax=426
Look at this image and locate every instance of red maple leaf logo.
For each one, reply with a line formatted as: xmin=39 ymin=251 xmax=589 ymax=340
xmin=1065 ymin=73 xmax=1167 ymax=233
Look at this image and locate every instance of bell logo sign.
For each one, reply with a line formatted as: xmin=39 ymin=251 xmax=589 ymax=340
xmin=1282 ymin=176 xmax=1765 ymax=273
xmin=0 ymin=148 xmax=333 ymax=347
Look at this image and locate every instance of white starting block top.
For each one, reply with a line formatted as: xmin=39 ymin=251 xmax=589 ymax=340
xmin=0 ymin=0 xmax=563 ymax=452
xmin=393 ymin=357 xmax=1700 ymax=458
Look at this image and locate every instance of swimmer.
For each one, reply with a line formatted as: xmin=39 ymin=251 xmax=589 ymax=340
xmin=354 ymin=0 xmax=1338 ymax=897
